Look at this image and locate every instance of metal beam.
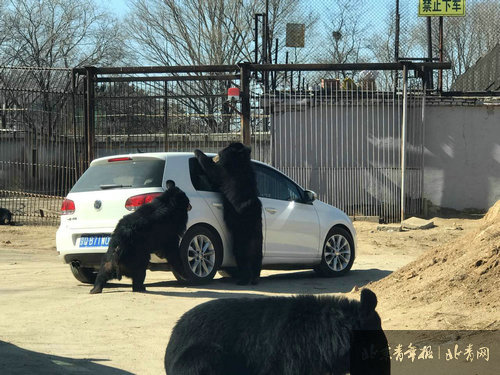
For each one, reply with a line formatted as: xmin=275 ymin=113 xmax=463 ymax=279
xmin=96 ymin=75 xmax=239 ymax=83
xmin=74 ymin=62 xmax=452 ymax=76
xmin=74 ymin=65 xmax=239 ymax=75
xmin=245 ymin=62 xmax=451 ymax=72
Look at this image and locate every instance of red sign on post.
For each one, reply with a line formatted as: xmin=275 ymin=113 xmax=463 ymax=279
xmin=227 ymin=87 xmax=240 ymax=101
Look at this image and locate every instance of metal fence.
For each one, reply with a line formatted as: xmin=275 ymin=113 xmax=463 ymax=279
xmin=1 ymin=62 xmax=448 ymax=225
xmin=247 ymin=63 xmax=429 ymax=222
xmin=0 ymin=67 xmax=82 ymax=225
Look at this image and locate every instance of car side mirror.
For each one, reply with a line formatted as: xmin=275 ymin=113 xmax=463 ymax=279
xmin=304 ymin=190 xmax=317 ymax=203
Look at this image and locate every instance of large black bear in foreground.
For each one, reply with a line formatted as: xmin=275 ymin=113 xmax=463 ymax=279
xmin=194 ymin=143 xmax=262 ymax=285
xmin=90 ymin=180 xmax=191 ymax=294
xmin=165 ymin=289 xmax=389 ymax=375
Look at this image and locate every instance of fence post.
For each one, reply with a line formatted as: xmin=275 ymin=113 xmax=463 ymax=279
xmin=400 ymin=63 xmax=408 ymax=224
xmin=71 ymin=69 xmax=80 ymax=180
xmin=164 ymin=81 xmax=169 ymax=152
xmin=239 ymin=63 xmax=251 ymax=146
xmin=438 ymin=17 xmax=444 ymax=93
xmin=84 ymin=66 xmax=96 ymax=165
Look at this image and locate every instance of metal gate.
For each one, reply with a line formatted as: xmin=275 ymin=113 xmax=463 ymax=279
xmin=74 ymin=66 xmax=244 ymax=163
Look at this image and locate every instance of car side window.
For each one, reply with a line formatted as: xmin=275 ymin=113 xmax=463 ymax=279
xmin=253 ymin=164 xmax=303 ymax=202
xmin=189 ymin=158 xmax=219 ymax=192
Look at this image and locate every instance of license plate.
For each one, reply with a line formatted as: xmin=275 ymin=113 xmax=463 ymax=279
xmin=79 ymin=235 xmax=110 ymax=248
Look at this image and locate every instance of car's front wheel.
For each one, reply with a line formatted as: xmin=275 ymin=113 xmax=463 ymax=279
xmin=178 ymin=226 xmax=223 ymax=285
xmin=69 ymin=263 xmax=97 ymax=284
xmin=314 ymin=226 xmax=354 ymax=277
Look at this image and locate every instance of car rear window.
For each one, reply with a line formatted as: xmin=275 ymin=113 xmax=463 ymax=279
xmin=70 ymin=159 xmax=165 ymax=193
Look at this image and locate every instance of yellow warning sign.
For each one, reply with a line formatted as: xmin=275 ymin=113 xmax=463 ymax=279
xmin=418 ymin=0 xmax=466 ymax=16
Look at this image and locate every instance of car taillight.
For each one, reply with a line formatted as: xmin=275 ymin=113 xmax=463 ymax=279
xmin=108 ymin=157 xmax=132 ymax=162
xmin=61 ymin=199 xmax=75 ymax=215
xmin=125 ymin=193 xmax=162 ymax=211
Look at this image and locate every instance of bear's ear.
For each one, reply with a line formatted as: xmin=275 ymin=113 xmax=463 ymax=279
xmin=360 ymin=288 xmax=377 ymax=314
xmin=237 ymin=144 xmax=251 ymax=157
xmin=166 ymin=180 xmax=176 ymax=190
xmin=231 ymin=142 xmax=244 ymax=149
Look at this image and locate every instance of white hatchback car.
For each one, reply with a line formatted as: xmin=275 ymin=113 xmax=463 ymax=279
xmin=56 ymin=152 xmax=356 ymax=285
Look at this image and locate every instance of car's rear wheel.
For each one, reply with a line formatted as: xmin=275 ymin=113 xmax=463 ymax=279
xmin=70 ymin=263 xmax=97 ymax=284
xmin=314 ymin=226 xmax=354 ymax=277
xmin=178 ymin=226 xmax=223 ymax=285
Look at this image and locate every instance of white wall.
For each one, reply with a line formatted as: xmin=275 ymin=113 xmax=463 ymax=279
xmin=423 ymin=102 xmax=500 ymax=211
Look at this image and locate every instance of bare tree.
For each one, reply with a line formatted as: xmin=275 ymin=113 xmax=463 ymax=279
xmin=0 ymin=0 xmax=126 ymax=68
xmin=0 ymin=0 xmax=127 ymax=135
xmin=368 ymin=3 xmax=416 ymax=90
xmin=127 ymin=0 xmax=258 ymax=66
xmin=127 ymin=0 xmax=305 ymax=131
xmin=312 ymin=0 xmax=367 ymax=68
xmin=0 ymin=1 xmax=8 ymax=54
xmin=306 ymin=0 xmax=370 ymax=82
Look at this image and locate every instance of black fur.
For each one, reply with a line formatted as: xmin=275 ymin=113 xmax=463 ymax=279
xmin=194 ymin=143 xmax=263 ymax=285
xmin=90 ymin=180 xmax=190 ymax=294
xmin=0 ymin=208 xmax=13 ymax=225
xmin=165 ymin=289 xmax=389 ymax=375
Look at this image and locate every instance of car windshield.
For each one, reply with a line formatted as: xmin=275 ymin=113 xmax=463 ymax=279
xmin=70 ymin=159 xmax=165 ymax=193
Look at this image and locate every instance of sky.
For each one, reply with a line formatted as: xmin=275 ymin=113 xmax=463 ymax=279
xmin=101 ymin=0 xmax=419 ymax=21
xmin=103 ymin=0 xmax=129 ymax=18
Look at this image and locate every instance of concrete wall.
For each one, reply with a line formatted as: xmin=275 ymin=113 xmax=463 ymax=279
xmin=423 ymin=99 xmax=500 ymax=211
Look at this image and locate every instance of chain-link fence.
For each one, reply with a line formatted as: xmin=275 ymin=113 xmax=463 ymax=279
xmin=251 ymin=0 xmax=498 ymax=91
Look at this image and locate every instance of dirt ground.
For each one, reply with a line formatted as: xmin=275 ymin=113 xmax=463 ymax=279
xmin=0 ymin=214 xmax=494 ymax=374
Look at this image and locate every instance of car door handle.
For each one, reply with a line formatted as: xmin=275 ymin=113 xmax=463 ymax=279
xmin=212 ymin=202 xmax=223 ymax=209
xmin=265 ymin=207 xmax=277 ymax=214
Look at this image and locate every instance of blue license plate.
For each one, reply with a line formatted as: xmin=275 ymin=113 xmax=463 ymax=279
xmin=79 ymin=236 xmax=110 ymax=248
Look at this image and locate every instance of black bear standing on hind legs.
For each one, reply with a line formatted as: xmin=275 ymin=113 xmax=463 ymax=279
xmin=194 ymin=143 xmax=263 ymax=285
xmin=165 ymin=288 xmax=390 ymax=375
xmin=89 ymin=180 xmax=191 ymax=294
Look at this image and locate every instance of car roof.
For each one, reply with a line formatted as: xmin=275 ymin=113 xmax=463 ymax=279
xmin=90 ymin=151 xmax=269 ymax=167
xmin=89 ymin=151 xmax=306 ymax=194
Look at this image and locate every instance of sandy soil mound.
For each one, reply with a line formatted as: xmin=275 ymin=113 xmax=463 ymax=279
xmin=369 ymin=200 xmax=500 ymax=329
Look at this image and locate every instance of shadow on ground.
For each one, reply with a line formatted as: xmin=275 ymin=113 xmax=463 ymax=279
xmin=0 ymin=341 xmax=133 ymax=375
xmin=96 ymin=268 xmax=392 ymax=299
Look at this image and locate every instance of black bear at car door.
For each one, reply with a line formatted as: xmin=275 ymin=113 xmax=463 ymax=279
xmin=194 ymin=143 xmax=263 ymax=285
xmin=89 ymin=180 xmax=191 ymax=294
